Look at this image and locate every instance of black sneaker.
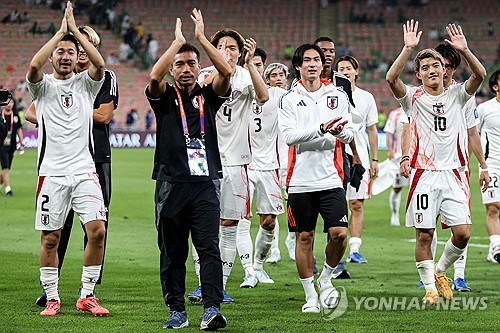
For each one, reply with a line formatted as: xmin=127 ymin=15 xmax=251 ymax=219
xmin=163 ymin=311 xmax=188 ymax=329
xmin=36 ymin=290 xmax=47 ymax=307
xmin=6 ymin=190 xmax=13 ymax=197
xmin=200 ymin=306 xmax=226 ymax=331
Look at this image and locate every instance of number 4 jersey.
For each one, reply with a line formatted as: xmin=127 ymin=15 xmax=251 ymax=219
xmin=398 ymin=83 xmax=472 ymax=171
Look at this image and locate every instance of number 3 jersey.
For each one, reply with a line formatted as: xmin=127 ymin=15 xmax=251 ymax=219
xmin=398 ymin=83 xmax=472 ymax=171
xmin=199 ymin=65 xmax=255 ymax=166
xmin=249 ymin=86 xmax=287 ymax=170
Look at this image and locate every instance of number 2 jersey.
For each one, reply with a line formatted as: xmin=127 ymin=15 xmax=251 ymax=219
xmin=398 ymin=83 xmax=472 ymax=171
xmin=27 ymin=71 xmax=103 ymax=176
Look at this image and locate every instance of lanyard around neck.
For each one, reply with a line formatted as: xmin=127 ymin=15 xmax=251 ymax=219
xmin=1 ymin=109 xmax=13 ymax=132
xmin=173 ymin=85 xmax=205 ymax=138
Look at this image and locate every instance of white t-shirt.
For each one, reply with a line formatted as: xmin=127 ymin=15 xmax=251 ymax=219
xmin=384 ymin=107 xmax=406 ymax=158
xmin=477 ymin=97 xmax=500 ymax=170
xmin=278 ymin=81 xmax=353 ymax=193
xmin=398 ymin=83 xmax=471 ymax=170
xmin=27 ymin=71 xmax=103 ymax=176
xmin=249 ymin=86 xmax=287 ymax=170
xmin=200 ymin=66 xmax=255 ymax=166
xmin=345 ymin=87 xmax=378 ymax=168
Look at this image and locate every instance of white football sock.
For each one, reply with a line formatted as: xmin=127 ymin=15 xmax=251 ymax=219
xmin=40 ymin=267 xmax=59 ymax=302
xmin=5 ymin=185 xmax=11 ymax=193
xmin=349 ymin=237 xmax=362 ymax=254
xmin=81 ymin=265 xmax=101 ymax=298
xmin=191 ymin=243 xmax=201 ymax=285
xmin=300 ymin=276 xmax=318 ymax=302
xmin=453 ymin=244 xmax=467 ymax=280
xmin=490 ymin=235 xmax=500 ymax=248
xmin=318 ymin=262 xmax=335 ymax=285
xmin=220 ymin=225 xmax=237 ymax=289
xmin=416 ymin=260 xmax=437 ymax=292
xmin=431 ymin=231 xmax=437 ymax=260
xmin=254 ymin=226 xmax=274 ymax=270
xmin=236 ymin=219 xmax=255 ymax=276
xmin=436 ymin=238 xmax=465 ymax=274
xmin=389 ymin=189 xmax=401 ymax=216
xmin=286 ymin=231 xmax=296 ymax=242
xmin=269 ymin=216 xmax=280 ymax=252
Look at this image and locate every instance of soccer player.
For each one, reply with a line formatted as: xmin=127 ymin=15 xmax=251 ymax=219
xmin=477 ymin=69 xmax=500 ymax=264
xmin=279 ymin=44 xmax=353 ymax=313
xmin=246 ymin=56 xmax=287 ymax=282
xmin=146 ymin=9 xmax=231 ymax=330
xmin=336 ymin=55 xmax=379 ymax=264
xmin=30 ymin=24 xmax=118 ymax=308
xmin=387 ymin=20 xmax=488 ymax=305
xmin=27 ymin=1 xmax=108 ymax=316
xmin=383 ymin=106 xmax=408 ymax=226
xmin=0 ymin=98 xmax=24 ymax=196
xmin=188 ymin=27 xmax=269 ymax=300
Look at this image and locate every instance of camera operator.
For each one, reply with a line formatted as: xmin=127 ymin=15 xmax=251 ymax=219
xmin=1 ymin=96 xmax=24 ymax=196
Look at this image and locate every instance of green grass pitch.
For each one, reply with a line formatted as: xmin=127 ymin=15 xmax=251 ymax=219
xmin=0 ymin=148 xmax=498 ymax=332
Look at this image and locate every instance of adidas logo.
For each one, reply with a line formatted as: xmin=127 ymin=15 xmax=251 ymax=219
xmin=340 ymin=215 xmax=348 ymax=223
xmin=297 ymin=100 xmax=307 ymax=107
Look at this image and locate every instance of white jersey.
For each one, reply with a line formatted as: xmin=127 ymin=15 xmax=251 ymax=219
xmin=477 ymin=97 xmax=500 ymax=170
xmin=200 ymin=66 xmax=255 ymax=166
xmin=398 ymin=83 xmax=471 ymax=170
xmin=451 ymin=80 xmax=478 ymax=130
xmin=345 ymin=87 xmax=378 ymax=168
xmin=27 ymin=71 xmax=103 ymax=176
xmin=278 ymin=80 xmax=353 ymax=193
xmin=249 ymin=87 xmax=287 ymax=170
xmin=384 ymin=107 xmax=406 ymax=159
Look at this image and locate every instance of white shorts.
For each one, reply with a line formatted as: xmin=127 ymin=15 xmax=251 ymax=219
xmin=248 ymin=169 xmax=284 ymax=215
xmin=220 ymin=165 xmax=250 ymax=220
xmin=393 ymin=172 xmax=409 ymax=188
xmin=346 ymin=169 xmax=370 ymax=200
xmin=35 ymin=173 xmax=107 ymax=231
xmin=279 ymin=167 xmax=287 ymax=189
xmin=482 ymin=169 xmax=500 ymax=204
xmin=406 ymin=169 xmax=471 ymax=229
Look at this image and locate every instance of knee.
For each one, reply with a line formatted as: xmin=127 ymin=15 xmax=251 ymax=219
xmin=297 ymin=232 xmax=314 ymax=247
xmin=453 ymin=231 xmax=470 ymax=245
xmin=41 ymin=232 xmax=60 ymax=250
xmin=350 ymin=200 xmax=363 ymax=214
xmin=393 ymin=187 xmax=402 ymax=194
xmin=260 ymin=215 xmax=275 ymax=230
xmin=329 ymin=228 xmax=347 ymax=243
xmin=416 ymin=230 xmax=434 ymax=245
xmin=487 ymin=205 xmax=499 ymax=218
xmin=87 ymin=223 xmax=106 ymax=243
xmin=221 ymin=219 xmax=238 ymax=227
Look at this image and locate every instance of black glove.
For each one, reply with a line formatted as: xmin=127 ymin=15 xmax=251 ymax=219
xmin=350 ymin=163 xmax=366 ymax=192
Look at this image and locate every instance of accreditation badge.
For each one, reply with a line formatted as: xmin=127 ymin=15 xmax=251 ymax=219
xmin=186 ymin=137 xmax=209 ymax=176
xmin=3 ymin=131 xmax=11 ymax=147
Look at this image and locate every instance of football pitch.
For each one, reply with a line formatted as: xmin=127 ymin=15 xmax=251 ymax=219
xmin=0 ymin=148 xmax=498 ymax=333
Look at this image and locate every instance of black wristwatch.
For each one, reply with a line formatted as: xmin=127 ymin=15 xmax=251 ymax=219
xmin=320 ymin=123 xmax=326 ymax=134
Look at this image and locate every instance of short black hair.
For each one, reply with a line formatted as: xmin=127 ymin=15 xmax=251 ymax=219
xmin=254 ymin=48 xmax=267 ymax=64
xmin=292 ymin=44 xmax=325 ymax=79
xmin=435 ymin=43 xmax=461 ymax=69
xmin=488 ymin=69 xmax=500 ymax=94
xmin=60 ymin=34 xmax=79 ymax=53
xmin=314 ymin=36 xmax=334 ymax=44
xmin=178 ymin=43 xmax=200 ymax=62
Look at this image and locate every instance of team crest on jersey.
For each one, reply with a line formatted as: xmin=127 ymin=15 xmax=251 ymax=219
xmin=327 ymin=96 xmax=338 ymax=110
xmin=253 ymin=104 xmax=262 ymax=115
xmin=41 ymin=214 xmax=49 ymax=226
xmin=415 ymin=213 xmax=423 ymax=224
xmin=61 ymin=94 xmax=73 ymax=109
xmin=192 ymin=96 xmax=204 ymax=109
xmin=433 ymin=103 xmax=444 ymax=115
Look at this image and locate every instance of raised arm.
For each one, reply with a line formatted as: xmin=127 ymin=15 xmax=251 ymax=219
xmin=444 ymin=23 xmax=487 ymax=95
xmin=244 ymin=38 xmax=269 ymax=104
xmin=191 ymin=8 xmax=231 ymax=96
xmin=148 ymin=18 xmax=186 ymax=97
xmin=27 ymin=15 xmax=67 ymax=83
xmin=386 ymin=20 xmax=422 ymax=99
xmin=65 ymin=1 xmax=104 ymax=81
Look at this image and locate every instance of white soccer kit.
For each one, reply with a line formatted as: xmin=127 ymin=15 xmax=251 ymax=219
xmin=398 ymin=83 xmax=472 ymax=228
xmin=278 ymin=80 xmax=353 ymax=193
xmin=248 ymin=87 xmax=286 ymax=215
xmin=199 ymin=66 xmax=255 ymax=219
xmin=346 ymin=87 xmax=378 ymax=200
xmin=27 ymin=71 xmax=106 ymax=230
xmin=383 ymin=107 xmax=409 ymax=188
xmin=477 ymin=97 xmax=500 ymax=204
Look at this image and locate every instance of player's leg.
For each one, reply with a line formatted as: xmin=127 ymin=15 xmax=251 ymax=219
xmin=390 ymin=186 xmax=402 ymax=226
xmin=267 ymin=215 xmax=281 ymax=263
xmin=347 ymin=199 xmax=366 ymax=263
xmin=73 ymin=173 xmax=109 ymax=316
xmin=237 ymin=168 xmax=255 ymax=288
xmin=190 ymin=180 xmax=227 ymax=330
xmin=288 ymin=191 xmax=320 ymax=313
xmin=485 ymin=202 xmax=500 ymax=263
xmin=254 ymin=214 xmax=276 ymax=283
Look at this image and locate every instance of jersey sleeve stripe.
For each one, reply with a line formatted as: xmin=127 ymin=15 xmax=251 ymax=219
xmin=333 ymin=139 xmax=345 ymax=183
xmin=285 ymin=145 xmax=297 ymax=188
